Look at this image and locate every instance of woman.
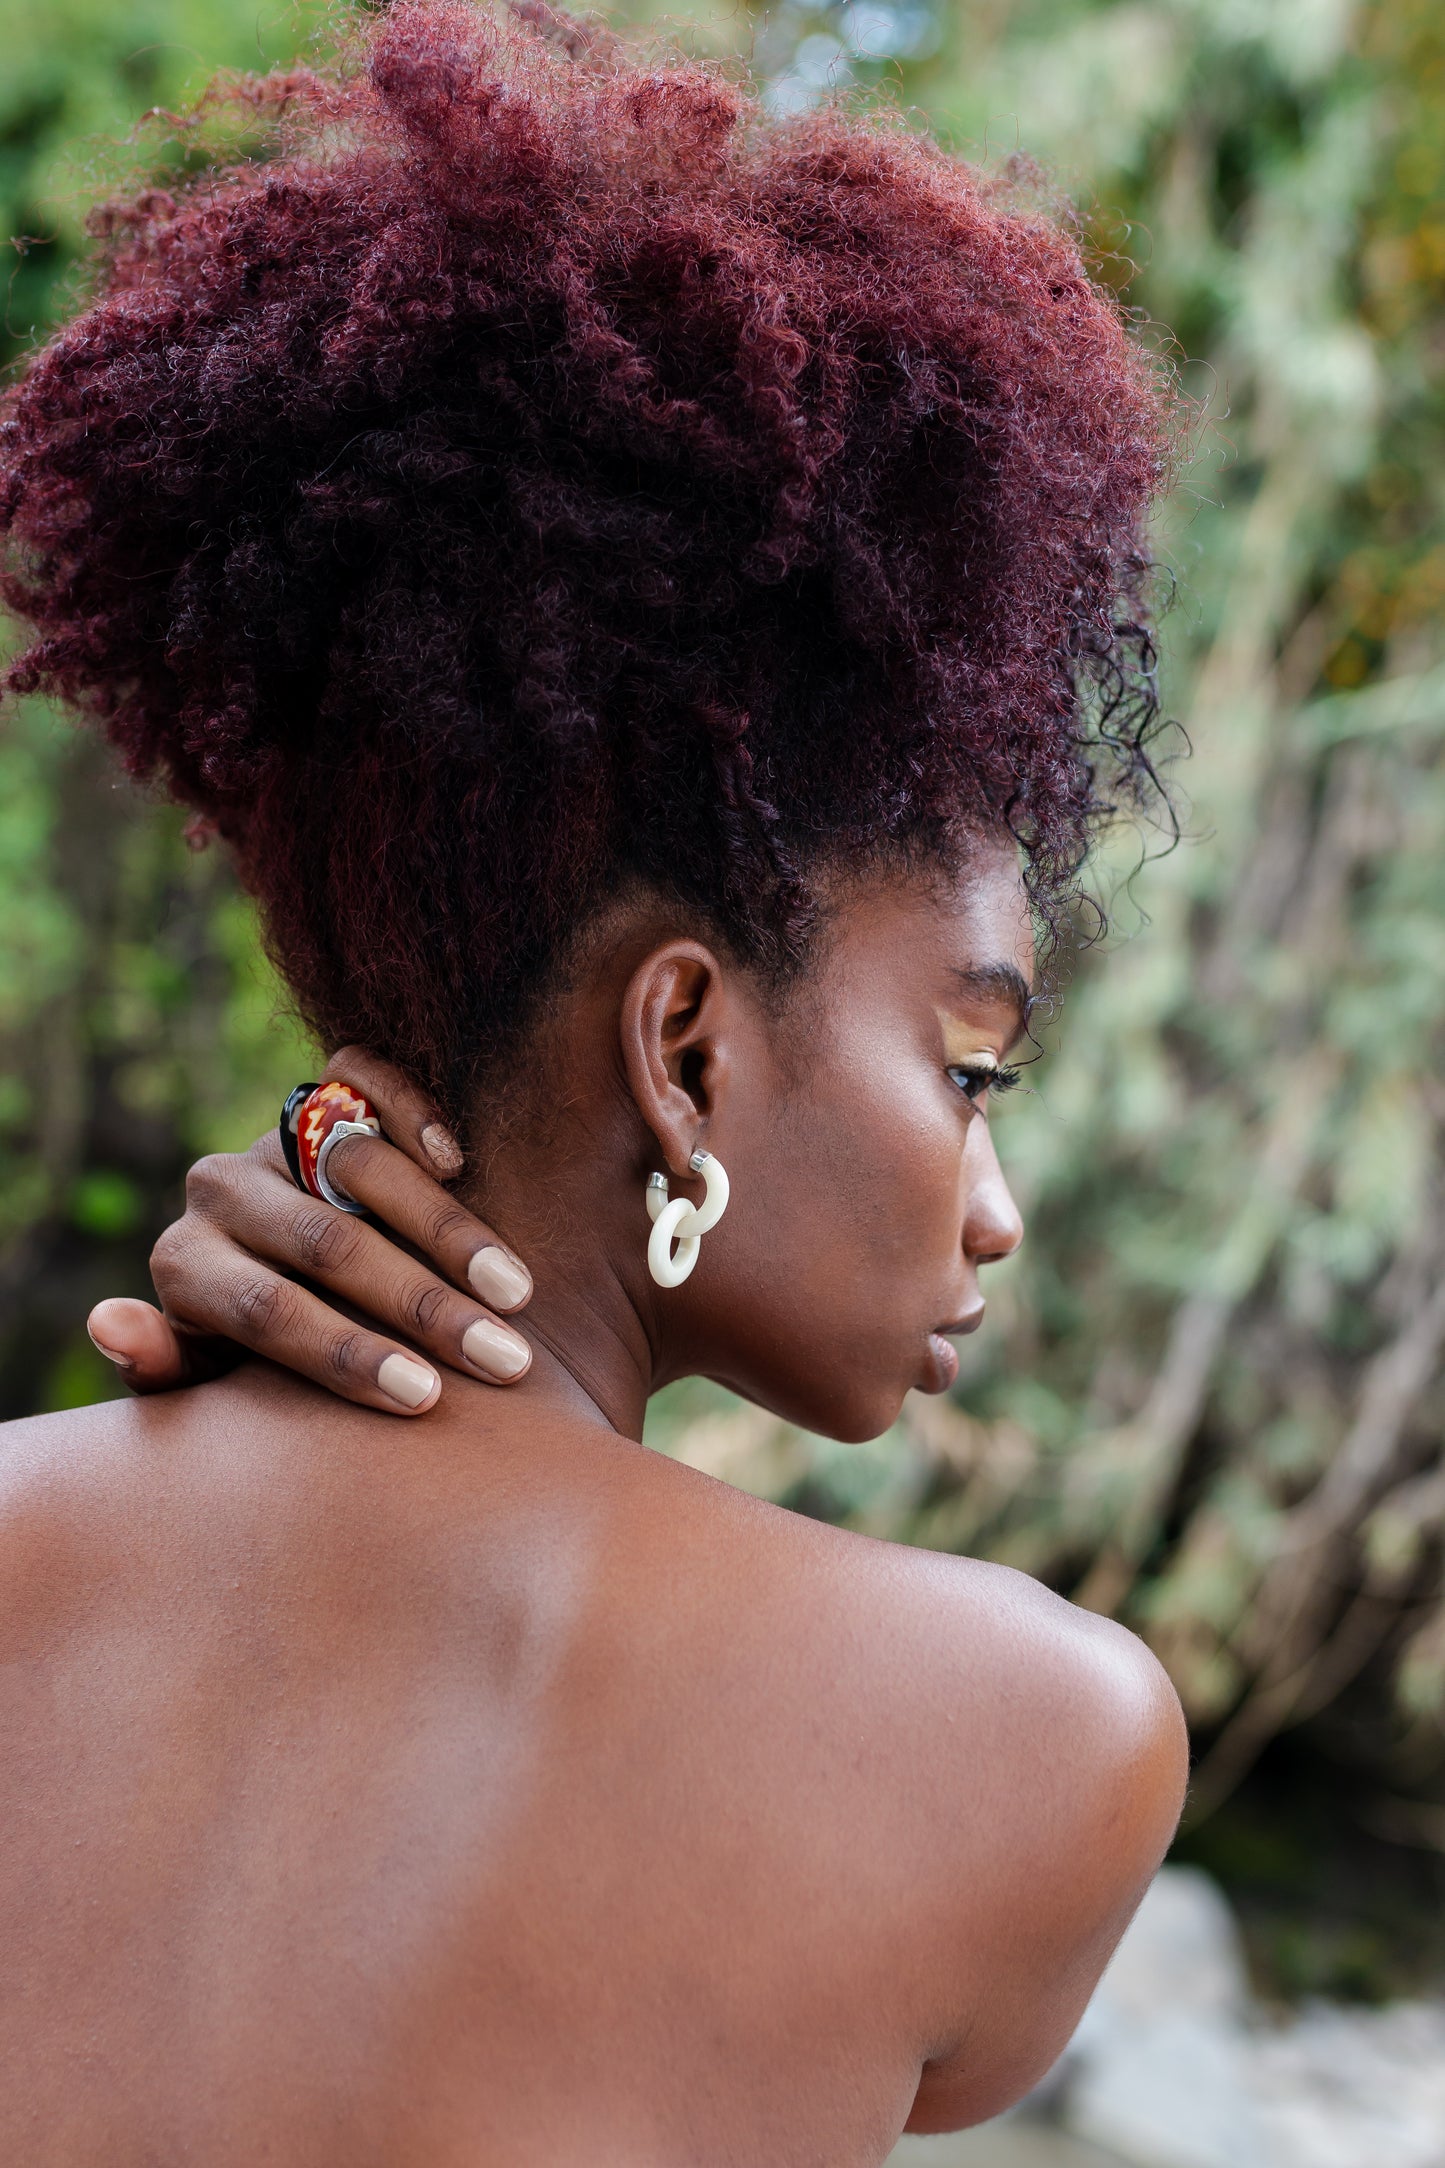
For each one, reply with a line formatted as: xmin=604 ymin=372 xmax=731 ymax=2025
xmin=0 ymin=3 xmax=1187 ymax=2159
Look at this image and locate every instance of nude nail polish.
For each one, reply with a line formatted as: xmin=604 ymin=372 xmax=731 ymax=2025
xmin=468 ymin=1246 xmax=532 ymax=1312
xmin=377 ymin=1353 xmax=438 ymax=1408
xmin=87 ymin=1331 xmax=132 ymax=1372
xmin=462 ymin=1317 xmax=531 ymax=1381
xmin=421 ymin=1123 xmax=463 ymax=1177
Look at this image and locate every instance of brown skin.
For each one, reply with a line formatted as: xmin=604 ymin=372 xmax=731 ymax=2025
xmin=5 ymin=847 xmax=1188 ymax=2164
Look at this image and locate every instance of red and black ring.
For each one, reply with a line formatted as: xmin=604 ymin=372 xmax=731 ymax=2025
xmin=279 ymin=1081 xmax=382 ymax=1214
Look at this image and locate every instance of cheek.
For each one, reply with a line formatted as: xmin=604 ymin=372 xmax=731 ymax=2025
xmin=771 ymin=1057 xmax=966 ymax=1288
xmin=691 ymin=1062 xmax=968 ymax=1440
xmin=709 ymin=1077 xmax=965 ymax=1439
xmin=853 ymin=1101 xmax=966 ymax=1280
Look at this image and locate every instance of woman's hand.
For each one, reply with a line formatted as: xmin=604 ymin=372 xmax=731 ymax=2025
xmin=86 ymin=1049 xmax=533 ymax=1415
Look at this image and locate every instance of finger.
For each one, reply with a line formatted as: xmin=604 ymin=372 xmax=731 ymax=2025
xmin=315 ymin=1131 xmax=532 ymax=1313
xmin=87 ymin=1298 xmax=239 ymax=1394
xmin=87 ymin=1296 xmax=157 ymax=1380
xmin=156 ymin=1183 xmax=532 ymax=1389
xmin=320 ymin=1046 xmax=463 ymax=1180
xmin=191 ymin=1136 xmax=530 ymax=1314
xmin=244 ymin=1182 xmax=532 ymax=1383
xmin=157 ymin=1232 xmax=451 ymax=1414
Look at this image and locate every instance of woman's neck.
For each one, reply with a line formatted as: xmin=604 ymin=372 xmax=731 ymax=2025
xmin=460 ymin=1133 xmax=662 ymax=1445
xmin=502 ymin=1257 xmax=655 ymax=1443
xmin=453 ymin=912 xmax=732 ymax=1447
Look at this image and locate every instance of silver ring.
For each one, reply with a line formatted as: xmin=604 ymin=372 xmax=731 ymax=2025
xmin=314 ymin=1120 xmax=378 ymax=1213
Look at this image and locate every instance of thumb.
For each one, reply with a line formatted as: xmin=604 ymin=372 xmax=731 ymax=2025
xmin=87 ymin=1298 xmax=240 ymax=1395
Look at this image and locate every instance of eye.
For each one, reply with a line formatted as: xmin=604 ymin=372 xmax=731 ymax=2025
xmin=946 ymin=1062 xmax=1021 ymax=1104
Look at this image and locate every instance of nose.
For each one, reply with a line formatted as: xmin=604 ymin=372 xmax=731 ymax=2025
xmin=964 ymin=1117 xmax=1024 ymax=1267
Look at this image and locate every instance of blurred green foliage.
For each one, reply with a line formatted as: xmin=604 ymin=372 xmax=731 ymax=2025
xmin=0 ymin=0 xmax=329 ymax=1412
xmin=2 ymin=0 xmax=1443 ymax=1944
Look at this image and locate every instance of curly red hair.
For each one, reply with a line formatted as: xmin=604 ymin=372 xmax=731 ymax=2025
xmin=1 ymin=0 xmax=1174 ymax=1120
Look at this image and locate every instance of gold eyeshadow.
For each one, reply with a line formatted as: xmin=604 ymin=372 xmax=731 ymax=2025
xmin=936 ymin=1013 xmax=1003 ymax=1070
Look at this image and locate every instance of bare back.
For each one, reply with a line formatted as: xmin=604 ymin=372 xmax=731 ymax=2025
xmin=0 ymin=1367 xmax=1183 ymax=2166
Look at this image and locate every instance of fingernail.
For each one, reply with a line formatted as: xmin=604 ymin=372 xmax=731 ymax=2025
xmin=461 ymin=1316 xmax=531 ymax=1382
xmin=87 ymin=1330 xmax=133 ymax=1372
xmin=422 ymin=1123 xmax=463 ymax=1177
xmin=377 ymin=1352 xmax=439 ymax=1408
xmin=468 ymin=1245 xmax=532 ymax=1311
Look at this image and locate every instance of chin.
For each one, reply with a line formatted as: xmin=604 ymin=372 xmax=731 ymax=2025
xmin=800 ymin=1334 xmax=953 ymax=1441
xmin=743 ymin=1370 xmax=912 ymax=1449
xmin=827 ymin=1404 xmax=909 ymax=1446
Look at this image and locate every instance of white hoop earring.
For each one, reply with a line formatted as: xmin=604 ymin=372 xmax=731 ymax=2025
xmin=646 ymin=1149 xmax=730 ymax=1288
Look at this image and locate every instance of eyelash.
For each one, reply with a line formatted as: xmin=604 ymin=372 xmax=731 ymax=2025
xmin=946 ymin=1063 xmax=1022 ymax=1105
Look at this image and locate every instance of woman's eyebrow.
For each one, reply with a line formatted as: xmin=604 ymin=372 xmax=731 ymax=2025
xmin=948 ymin=963 xmax=1034 ymax=1042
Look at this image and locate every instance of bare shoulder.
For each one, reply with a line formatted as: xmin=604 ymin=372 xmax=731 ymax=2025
xmin=859 ymin=1534 xmax=1186 ymax=1818
xmin=0 ymin=1386 xmax=232 ymax=1512
xmin=846 ymin=1537 xmax=1187 ymax=2131
xmin=632 ymin=1454 xmax=1184 ymax=1862
xmin=648 ymin=1482 xmax=1186 ymax=2132
xmin=0 ymin=1373 xmax=327 ymax=1607
xmin=0 ymin=1394 xmax=142 ymax=1517
xmin=0 ymin=1397 xmax=158 ymax=1638
xmin=659 ymin=1460 xmax=1181 ymax=1798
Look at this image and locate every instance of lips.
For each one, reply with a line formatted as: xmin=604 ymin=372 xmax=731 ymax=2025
xmin=919 ymin=1306 xmax=986 ymax=1393
xmin=923 ymin=1332 xmax=960 ymax=1393
xmin=932 ymin=1307 xmax=985 ymax=1339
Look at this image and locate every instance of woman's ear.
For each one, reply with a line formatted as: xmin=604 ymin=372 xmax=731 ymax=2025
xmin=618 ymin=941 xmax=734 ymax=1177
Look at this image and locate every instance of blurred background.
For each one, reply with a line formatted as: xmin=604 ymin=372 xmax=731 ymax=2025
xmin=2 ymin=0 xmax=1443 ymax=2156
